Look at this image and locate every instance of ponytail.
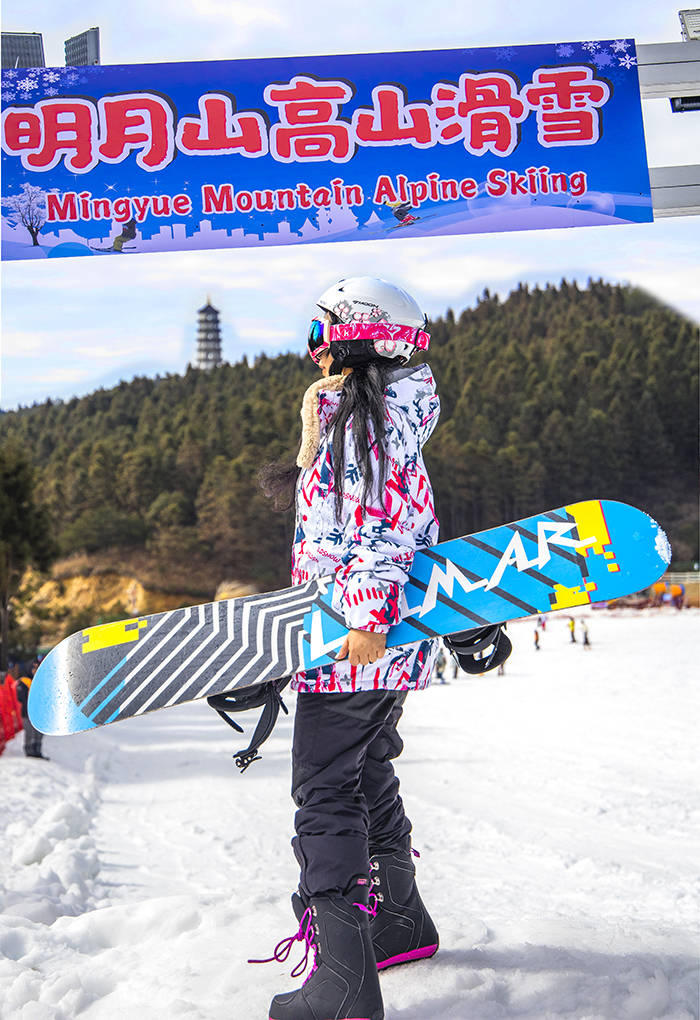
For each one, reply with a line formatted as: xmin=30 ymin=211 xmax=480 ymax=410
xmin=258 ymin=458 xmax=299 ymax=511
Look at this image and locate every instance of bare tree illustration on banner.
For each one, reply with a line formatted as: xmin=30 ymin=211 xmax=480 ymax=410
xmin=3 ymin=183 xmax=48 ymax=246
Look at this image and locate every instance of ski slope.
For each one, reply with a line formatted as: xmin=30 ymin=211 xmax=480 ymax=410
xmin=1 ymin=609 xmax=698 ymax=1019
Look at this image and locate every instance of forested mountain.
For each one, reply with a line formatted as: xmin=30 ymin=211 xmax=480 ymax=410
xmin=2 ymin=279 xmax=698 ymax=594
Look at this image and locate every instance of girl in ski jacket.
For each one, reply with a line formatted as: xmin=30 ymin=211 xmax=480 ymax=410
xmin=260 ymin=277 xmax=441 ymax=1020
xmin=291 ymin=359 xmax=440 ymax=694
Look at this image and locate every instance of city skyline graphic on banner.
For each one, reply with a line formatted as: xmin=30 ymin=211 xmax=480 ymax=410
xmin=1 ymin=38 xmax=653 ymax=261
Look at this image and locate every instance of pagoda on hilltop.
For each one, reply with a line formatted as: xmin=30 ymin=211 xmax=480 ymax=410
xmin=196 ymin=298 xmax=223 ymax=369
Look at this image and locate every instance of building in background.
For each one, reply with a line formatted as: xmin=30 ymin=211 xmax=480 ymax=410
xmin=64 ymin=27 xmax=100 ymax=66
xmin=679 ymin=8 xmax=700 ymax=40
xmin=671 ymin=9 xmax=700 ymax=111
xmin=196 ymin=300 xmax=224 ymax=370
xmin=1 ymin=31 xmax=45 ymax=69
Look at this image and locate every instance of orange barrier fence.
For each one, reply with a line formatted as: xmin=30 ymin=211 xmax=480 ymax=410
xmin=0 ymin=676 xmax=23 ymax=754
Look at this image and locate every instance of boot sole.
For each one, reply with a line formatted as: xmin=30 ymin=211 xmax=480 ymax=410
xmin=376 ymin=943 xmax=438 ymax=970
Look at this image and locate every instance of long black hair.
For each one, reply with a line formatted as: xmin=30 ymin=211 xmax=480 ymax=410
xmin=258 ymin=457 xmax=299 ymax=511
xmin=329 ymin=360 xmax=392 ymax=520
xmin=259 ymin=359 xmax=394 ymax=520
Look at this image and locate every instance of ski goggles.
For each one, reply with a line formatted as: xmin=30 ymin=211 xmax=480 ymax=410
xmin=307 ymin=317 xmax=431 ymax=365
xmin=307 ymin=317 xmax=332 ymax=364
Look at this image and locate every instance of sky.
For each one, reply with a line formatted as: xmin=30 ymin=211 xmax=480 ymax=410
xmin=1 ymin=1 xmax=699 ymax=410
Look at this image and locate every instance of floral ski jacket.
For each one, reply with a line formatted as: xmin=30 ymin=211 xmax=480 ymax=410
xmin=291 ymin=363 xmax=440 ymax=694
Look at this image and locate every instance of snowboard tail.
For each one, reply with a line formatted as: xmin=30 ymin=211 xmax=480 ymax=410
xmin=29 ymin=578 xmax=325 ymax=735
xmin=30 ymin=500 xmax=670 ymax=735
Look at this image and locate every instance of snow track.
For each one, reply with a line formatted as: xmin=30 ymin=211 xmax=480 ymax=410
xmin=1 ymin=610 xmax=698 ymax=1018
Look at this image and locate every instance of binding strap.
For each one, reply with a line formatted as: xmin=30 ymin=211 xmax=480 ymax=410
xmin=444 ymin=625 xmax=512 ymax=674
xmin=207 ymin=677 xmax=291 ymax=772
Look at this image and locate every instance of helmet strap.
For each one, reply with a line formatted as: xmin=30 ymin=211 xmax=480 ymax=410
xmin=328 ymin=338 xmax=382 ymax=373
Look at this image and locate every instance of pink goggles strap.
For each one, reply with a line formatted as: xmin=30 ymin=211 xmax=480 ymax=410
xmin=330 ymin=322 xmax=430 ymax=350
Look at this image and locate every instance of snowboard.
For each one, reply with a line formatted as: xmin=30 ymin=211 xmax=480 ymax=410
xmin=29 ymin=500 xmax=670 ymax=736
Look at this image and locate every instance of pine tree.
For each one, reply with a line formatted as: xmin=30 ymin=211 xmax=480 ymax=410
xmin=0 ymin=439 xmax=55 ymax=668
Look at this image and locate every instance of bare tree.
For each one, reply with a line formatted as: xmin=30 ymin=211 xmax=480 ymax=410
xmin=3 ymin=183 xmax=48 ymax=246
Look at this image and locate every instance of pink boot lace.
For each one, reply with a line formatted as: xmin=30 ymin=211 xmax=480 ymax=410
xmin=248 ymin=907 xmax=319 ymax=980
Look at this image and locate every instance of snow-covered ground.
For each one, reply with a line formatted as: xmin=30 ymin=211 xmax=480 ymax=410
xmin=1 ymin=609 xmax=698 ymax=1020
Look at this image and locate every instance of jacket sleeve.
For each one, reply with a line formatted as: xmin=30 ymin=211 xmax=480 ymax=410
xmin=331 ymin=419 xmax=418 ymax=633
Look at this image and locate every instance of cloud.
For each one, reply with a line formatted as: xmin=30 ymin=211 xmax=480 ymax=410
xmin=186 ymin=0 xmax=284 ymax=29
xmin=2 ymin=326 xmax=184 ymax=364
xmin=2 ymin=0 xmax=685 ymax=70
xmin=235 ymin=322 xmax=297 ymax=343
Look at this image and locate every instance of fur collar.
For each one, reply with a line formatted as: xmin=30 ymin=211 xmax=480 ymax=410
xmin=296 ymin=374 xmax=346 ymax=469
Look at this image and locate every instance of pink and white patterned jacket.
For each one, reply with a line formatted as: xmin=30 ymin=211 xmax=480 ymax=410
xmin=291 ymin=364 xmax=440 ymax=694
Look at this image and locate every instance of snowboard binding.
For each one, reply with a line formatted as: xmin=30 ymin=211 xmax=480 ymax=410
xmin=444 ymin=624 xmax=512 ymax=674
xmin=207 ymin=676 xmax=290 ymax=772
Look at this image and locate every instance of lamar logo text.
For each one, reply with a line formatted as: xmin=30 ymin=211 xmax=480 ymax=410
xmin=409 ymin=520 xmax=596 ymax=617
xmin=307 ymin=519 xmax=596 ymax=660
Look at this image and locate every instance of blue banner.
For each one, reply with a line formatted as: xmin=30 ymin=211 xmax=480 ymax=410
xmin=1 ymin=39 xmax=652 ymax=261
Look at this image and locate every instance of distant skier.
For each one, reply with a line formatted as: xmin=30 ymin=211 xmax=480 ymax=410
xmin=581 ymin=620 xmax=591 ymax=649
xmin=257 ymin=276 xmax=509 ymax=1020
xmin=534 ymin=628 xmax=540 ymax=651
xmin=568 ymin=616 xmax=577 ymax=643
xmin=15 ymin=659 xmax=49 ymax=759
xmin=435 ymin=646 xmax=448 ymax=683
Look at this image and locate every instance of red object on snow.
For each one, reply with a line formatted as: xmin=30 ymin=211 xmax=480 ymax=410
xmin=0 ymin=674 xmax=23 ymax=746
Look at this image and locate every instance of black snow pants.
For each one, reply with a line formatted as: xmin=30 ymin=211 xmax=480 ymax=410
xmin=291 ymin=689 xmax=412 ymax=898
xmin=21 ymin=710 xmax=44 ymax=757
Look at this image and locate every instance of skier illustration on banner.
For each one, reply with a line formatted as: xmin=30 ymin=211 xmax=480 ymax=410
xmin=89 ymin=218 xmax=138 ymax=253
xmin=382 ymin=198 xmax=420 ymax=227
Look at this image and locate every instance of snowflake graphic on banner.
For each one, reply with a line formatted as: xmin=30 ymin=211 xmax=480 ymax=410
xmin=1 ymin=89 xmax=15 ymax=101
xmin=3 ymin=65 xmax=92 ymax=99
xmin=582 ymin=41 xmax=600 ymax=52
xmin=618 ymin=54 xmax=637 ymax=69
xmin=593 ymin=50 xmax=614 ymax=68
xmin=612 ymin=39 xmax=631 ymax=52
xmin=606 ymin=67 xmax=629 ymax=86
xmin=556 ymin=44 xmax=575 ymax=57
xmin=495 ymin=47 xmax=515 ymax=60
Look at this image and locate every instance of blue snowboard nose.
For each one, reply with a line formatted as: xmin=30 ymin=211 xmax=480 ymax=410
xmin=29 ymin=646 xmax=97 ymax=735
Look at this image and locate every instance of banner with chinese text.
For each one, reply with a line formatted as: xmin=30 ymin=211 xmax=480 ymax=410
xmin=1 ymin=40 xmax=652 ymax=261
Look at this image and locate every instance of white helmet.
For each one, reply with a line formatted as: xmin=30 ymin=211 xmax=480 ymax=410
xmin=314 ymin=276 xmax=430 ymax=366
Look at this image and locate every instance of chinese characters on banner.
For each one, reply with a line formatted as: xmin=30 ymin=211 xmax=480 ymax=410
xmin=0 ymin=41 xmax=652 ymax=260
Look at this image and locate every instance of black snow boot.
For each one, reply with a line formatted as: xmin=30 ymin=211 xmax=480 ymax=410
xmin=368 ymin=849 xmax=439 ymax=970
xmin=265 ymin=878 xmax=384 ymax=1020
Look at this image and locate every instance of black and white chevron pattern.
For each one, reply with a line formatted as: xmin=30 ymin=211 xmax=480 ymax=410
xmin=77 ymin=579 xmax=325 ymax=726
